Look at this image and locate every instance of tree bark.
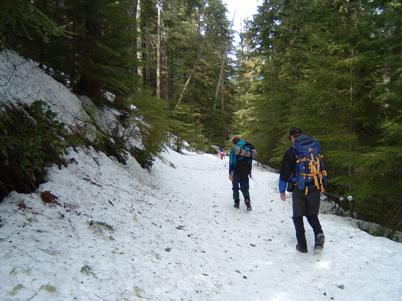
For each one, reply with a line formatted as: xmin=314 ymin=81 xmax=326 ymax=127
xmin=136 ymin=0 xmax=142 ymax=77
xmin=131 ymin=0 xmax=139 ymax=76
xmin=176 ymin=44 xmax=204 ymax=106
xmin=213 ymin=12 xmax=235 ymax=111
xmin=160 ymin=7 xmax=168 ymax=100
xmin=156 ymin=5 xmax=161 ymax=98
xmin=141 ymin=23 xmax=151 ymax=86
xmin=213 ymin=53 xmax=226 ymax=112
xmin=74 ymin=0 xmax=102 ymax=101
xmin=161 ymin=41 xmax=169 ymax=99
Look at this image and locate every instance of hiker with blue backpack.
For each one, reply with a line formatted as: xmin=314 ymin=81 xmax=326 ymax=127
xmin=279 ymin=128 xmax=326 ymax=253
xmin=229 ymin=136 xmax=256 ymax=211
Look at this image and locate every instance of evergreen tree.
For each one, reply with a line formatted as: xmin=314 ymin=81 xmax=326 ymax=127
xmin=239 ymin=0 xmax=402 ymax=229
xmin=0 ymin=0 xmax=67 ymax=49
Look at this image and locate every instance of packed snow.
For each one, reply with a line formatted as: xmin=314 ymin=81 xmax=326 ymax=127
xmin=1 ymin=147 xmax=401 ymax=301
xmin=0 ymin=50 xmax=88 ymax=128
xmin=0 ymin=49 xmax=143 ymax=149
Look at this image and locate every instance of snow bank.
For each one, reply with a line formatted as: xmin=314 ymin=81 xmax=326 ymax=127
xmin=0 ymin=50 xmax=88 ymax=127
xmin=0 ymin=50 xmax=143 ymax=149
xmin=80 ymin=95 xmax=143 ymax=149
xmin=0 ymin=147 xmax=152 ymax=300
xmin=0 ymin=147 xmax=401 ymax=301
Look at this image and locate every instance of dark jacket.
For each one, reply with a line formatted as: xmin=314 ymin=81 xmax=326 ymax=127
xmin=229 ymin=139 xmax=252 ymax=178
xmin=278 ymin=147 xmax=296 ymax=193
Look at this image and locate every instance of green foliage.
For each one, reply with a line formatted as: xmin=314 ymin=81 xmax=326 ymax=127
xmin=128 ymin=89 xmax=169 ymax=155
xmin=0 ymin=0 xmax=67 ymax=48
xmin=94 ymin=127 xmax=129 ymax=165
xmin=169 ymin=104 xmax=209 ymax=151
xmin=65 ymin=107 xmax=131 ymax=165
xmin=2 ymin=0 xmax=137 ymax=105
xmin=0 ymin=101 xmax=67 ymax=200
xmin=63 ymin=0 xmax=137 ymax=103
xmin=162 ymin=0 xmax=236 ymax=145
xmin=130 ymin=147 xmax=154 ymax=171
xmin=238 ymin=0 xmax=402 ymax=230
xmin=2 ymin=0 xmax=237 ymax=155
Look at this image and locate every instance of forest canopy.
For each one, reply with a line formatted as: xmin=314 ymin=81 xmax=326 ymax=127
xmin=236 ymin=0 xmax=402 ymax=230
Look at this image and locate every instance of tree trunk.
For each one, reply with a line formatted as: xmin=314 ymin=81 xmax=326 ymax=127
xmin=213 ymin=50 xmax=226 ymax=111
xmin=136 ymin=0 xmax=142 ymax=77
xmin=176 ymin=44 xmax=204 ymax=106
xmin=142 ymin=24 xmax=151 ymax=86
xmin=213 ymin=12 xmax=235 ymax=111
xmin=156 ymin=5 xmax=161 ymax=98
xmin=131 ymin=0 xmax=139 ymax=76
xmin=74 ymin=0 xmax=102 ymax=101
xmin=161 ymin=42 xmax=169 ymax=99
xmin=160 ymin=6 xmax=168 ymax=100
xmin=347 ymin=48 xmax=354 ymax=193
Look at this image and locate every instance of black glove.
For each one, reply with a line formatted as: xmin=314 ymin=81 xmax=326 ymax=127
xmin=286 ymin=182 xmax=294 ymax=192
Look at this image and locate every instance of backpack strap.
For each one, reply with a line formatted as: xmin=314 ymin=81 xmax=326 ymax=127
xmin=294 ymin=137 xmax=327 ymax=195
xmin=233 ymin=141 xmax=256 ymax=159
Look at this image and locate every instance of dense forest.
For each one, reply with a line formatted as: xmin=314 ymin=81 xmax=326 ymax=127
xmin=1 ymin=0 xmax=236 ymax=150
xmin=236 ymin=0 xmax=402 ymax=230
xmin=0 ymin=0 xmax=401 ymax=231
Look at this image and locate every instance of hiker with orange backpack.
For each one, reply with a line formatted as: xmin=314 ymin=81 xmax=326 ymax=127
xmin=279 ymin=128 xmax=326 ymax=253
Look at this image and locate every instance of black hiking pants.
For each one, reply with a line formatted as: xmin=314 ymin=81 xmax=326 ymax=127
xmin=232 ymin=174 xmax=250 ymax=204
xmin=292 ymin=187 xmax=323 ymax=249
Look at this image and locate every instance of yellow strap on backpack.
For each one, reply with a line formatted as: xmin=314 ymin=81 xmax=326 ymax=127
xmin=300 ymin=154 xmax=327 ymax=195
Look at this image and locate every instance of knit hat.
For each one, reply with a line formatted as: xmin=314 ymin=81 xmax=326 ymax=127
xmin=288 ymin=127 xmax=302 ymax=139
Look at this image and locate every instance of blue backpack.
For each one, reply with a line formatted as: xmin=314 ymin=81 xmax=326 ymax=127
xmin=293 ymin=135 xmax=327 ymax=194
xmin=233 ymin=140 xmax=257 ymax=163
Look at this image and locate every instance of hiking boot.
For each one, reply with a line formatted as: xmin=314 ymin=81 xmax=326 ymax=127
xmin=314 ymin=233 xmax=325 ymax=250
xmin=234 ymin=201 xmax=240 ymax=209
xmin=296 ymin=244 xmax=308 ymax=253
xmin=245 ymin=199 xmax=251 ymax=211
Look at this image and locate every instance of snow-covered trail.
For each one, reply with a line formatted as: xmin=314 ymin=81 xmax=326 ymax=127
xmin=1 ymin=148 xmax=401 ymax=301
xmin=151 ymin=149 xmax=402 ymax=301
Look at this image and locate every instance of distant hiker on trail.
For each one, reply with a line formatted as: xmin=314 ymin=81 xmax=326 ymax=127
xmin=229 ymin=136 xmax=257 ymax=211
xmin=218 ymin=147 xmax=226 ymax=160
xmin=279 ymin=128 xmax=326 ymax=253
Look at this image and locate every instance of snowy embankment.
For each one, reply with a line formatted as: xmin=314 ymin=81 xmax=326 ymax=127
xmin=0 ymin=50 xmax=88 ymax=127
xmin=1 ymin=147 xmax=402 ymax=301
xmin=0 ymin=49 xmax=401 ymax=301
xmin=0 ymin=50 xmax=143 ymax=149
